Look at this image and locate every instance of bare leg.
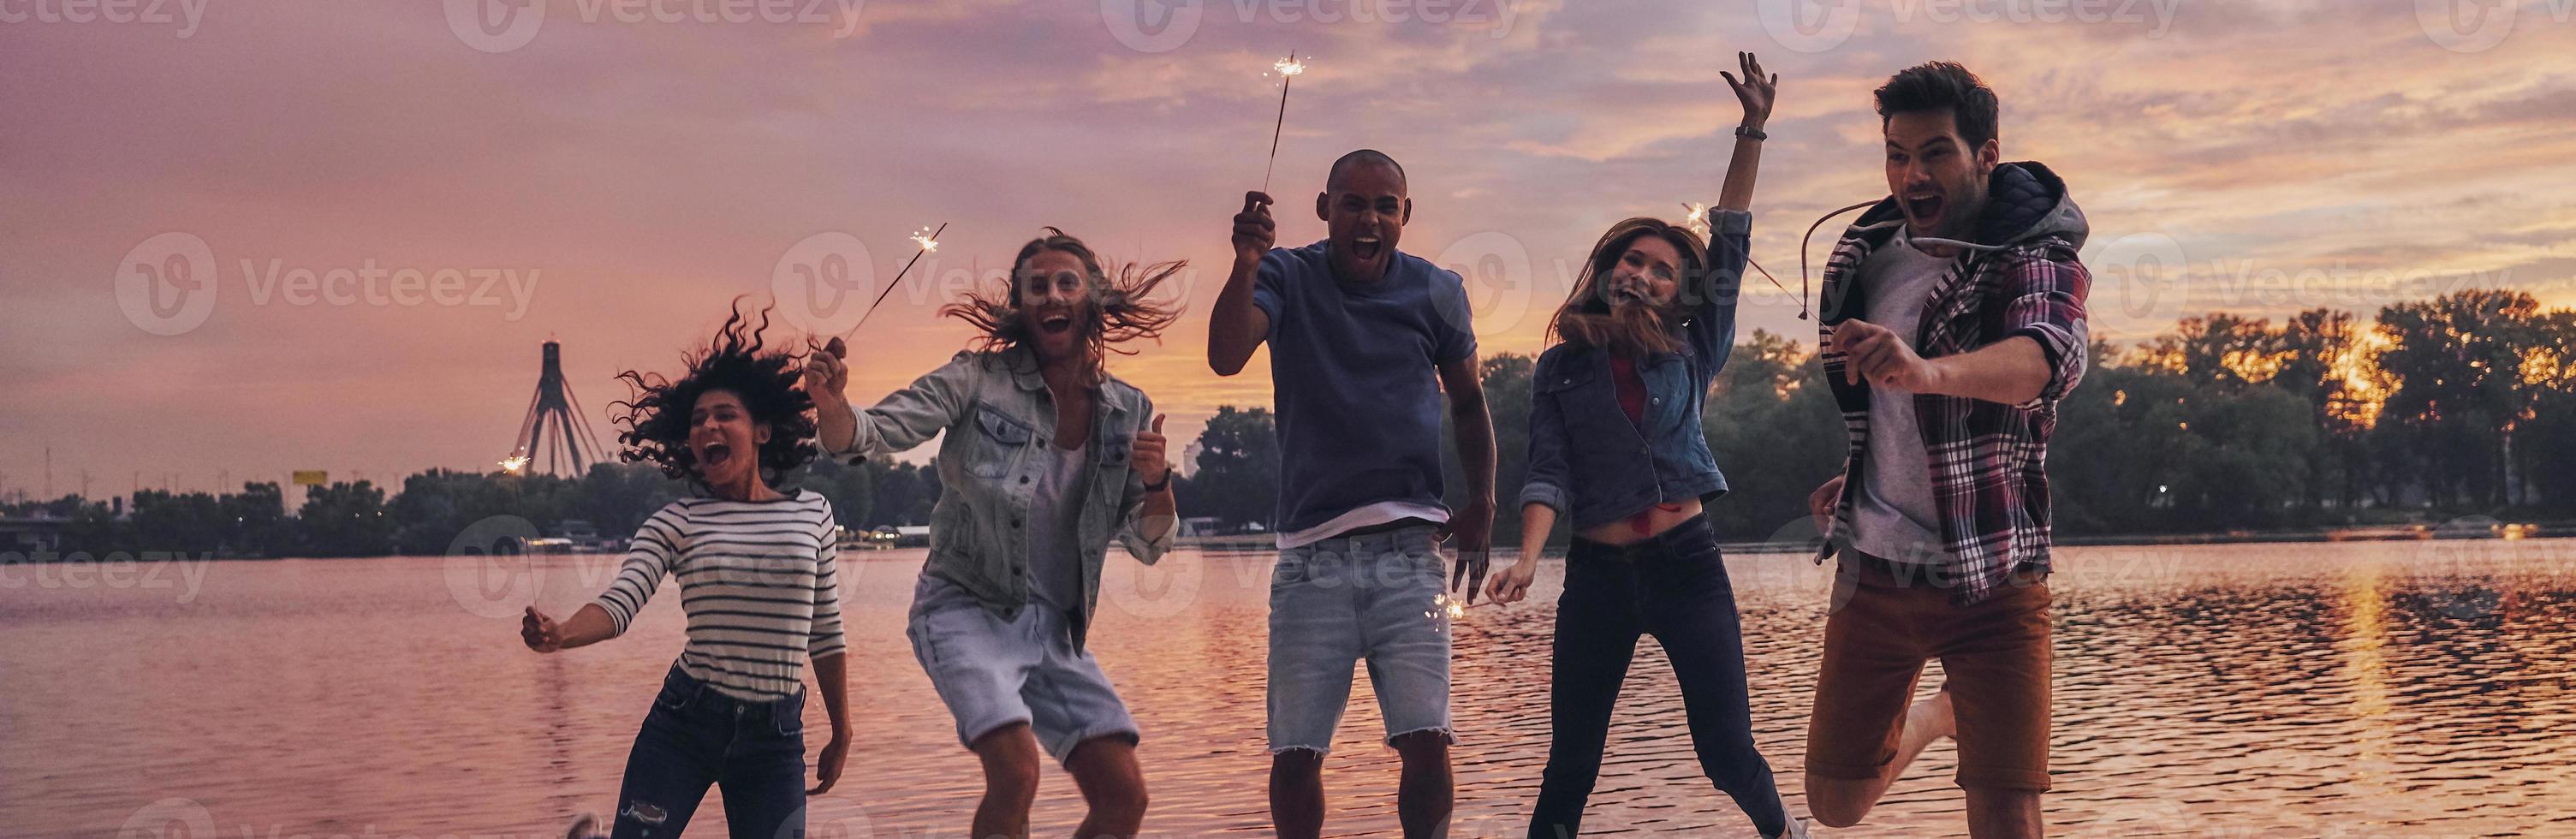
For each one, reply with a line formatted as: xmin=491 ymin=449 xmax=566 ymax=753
xmin=1392 ymin=730 xmax=1454 ymax=838
xmin=1270 ymin=748 xmax=1325 ymax=839
xmin=968 ymin=723 xmax=1043 ymax=839
xmin=1965 ymin=788 xmax=2043 ymax=837
xmin=1806 ymin=689 xmax=1954 ymax=828
xmin=1063 ymin=735 xmax=1149 ymax=838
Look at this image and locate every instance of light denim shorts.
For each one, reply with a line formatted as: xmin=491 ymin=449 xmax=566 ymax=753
xmin=906 ymin=574 xmax=1139 ymax=762
xmin=1266 ymin=524 xmax=1455 ymax=754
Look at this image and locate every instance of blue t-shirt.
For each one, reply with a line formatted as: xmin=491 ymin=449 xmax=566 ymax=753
xmin=1254 ymin=241 xmax=1477 ymax=538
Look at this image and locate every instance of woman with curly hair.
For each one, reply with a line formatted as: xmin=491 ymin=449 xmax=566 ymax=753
xmin=520 ymin=302 xmax=851 ymax=839
xmin=1482 ymin=54 xmax=1807 ymax=838
xmin=805 ymin=227 xmax=1182 ymax=839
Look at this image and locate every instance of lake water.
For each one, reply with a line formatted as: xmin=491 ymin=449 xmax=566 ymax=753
xmin=6 ymin=539 xmax=2574 ymax=837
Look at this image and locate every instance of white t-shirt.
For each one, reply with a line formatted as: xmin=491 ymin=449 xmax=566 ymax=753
xmin=1025 ymin=441 xmax=1091 ymax=612
xmin=1850 ymin=227 xmax=1952 ymax=562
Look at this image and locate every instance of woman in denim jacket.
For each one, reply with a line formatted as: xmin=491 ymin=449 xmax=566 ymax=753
xmin=804 ymin=228 xmax=1183 ymax=839
xmin=1485 ymin=53 xmax=1806 ymax=839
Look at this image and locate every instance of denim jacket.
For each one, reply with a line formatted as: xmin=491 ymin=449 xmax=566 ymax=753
xmin=1518 ymin=208 xmax=1749 ymax=533
xmin=827 ymin=347 xmax=1174 ymax=649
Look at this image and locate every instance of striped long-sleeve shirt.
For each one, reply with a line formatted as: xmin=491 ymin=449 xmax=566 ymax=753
xmin=592 ymin=491 xmax=847 ymax=700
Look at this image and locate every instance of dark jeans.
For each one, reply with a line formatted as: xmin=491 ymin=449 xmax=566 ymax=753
xmin=1528 ymin=515 xmax=1788 ymax=839
xmin=610 ymin=665 xmax=807 ymax=839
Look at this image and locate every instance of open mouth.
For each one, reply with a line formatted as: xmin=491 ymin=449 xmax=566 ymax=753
xmin=1608 ymin=286 xmax=1646 ymax=306
xmin=699 ymin=441 xmax=734 ymax=468
xmin=1038 ymin=312 xmax=1076 ymax=336
xmin=1349 ymin=235 xmax=1383 ymax=262
xmin=1905 ymin=193 xmax=1944 ymax=225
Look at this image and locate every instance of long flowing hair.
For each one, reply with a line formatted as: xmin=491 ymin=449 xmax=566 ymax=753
xmin=1548 ymin=217 xmax=1711 ymax=358
xmin=611 ymin=299 xmax=818 ymax=488
xmin=939 ymin=227 xmax=1186 ymax=385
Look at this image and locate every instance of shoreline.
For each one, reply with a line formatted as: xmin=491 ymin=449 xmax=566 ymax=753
xmin=4 ymin=523 xmax=2568 ymax=563
xmin=1175 ymin=521 xmax=2575 ymax=556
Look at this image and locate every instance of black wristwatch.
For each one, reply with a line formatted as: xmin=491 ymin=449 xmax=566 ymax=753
xmin=1141 ymin=473 xmax=1171 ymax=492
xmin=1735 ymin=124 xmax=1767 ymax=141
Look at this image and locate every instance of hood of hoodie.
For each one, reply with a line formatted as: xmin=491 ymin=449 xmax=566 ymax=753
xmin=1847 ymin=161 xmax=2087 ymax=253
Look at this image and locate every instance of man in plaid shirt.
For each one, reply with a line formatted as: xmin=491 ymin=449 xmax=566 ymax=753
xmin=1798 ymin=62 xmax=2091 ymax=838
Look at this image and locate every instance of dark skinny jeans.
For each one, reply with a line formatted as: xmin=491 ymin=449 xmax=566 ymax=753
xmin=1528 ymin=514 xmax=1788 ymax=838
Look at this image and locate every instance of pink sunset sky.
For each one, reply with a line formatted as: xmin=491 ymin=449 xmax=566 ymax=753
xmin=3 ymin=0 xmax=2572 ymax=499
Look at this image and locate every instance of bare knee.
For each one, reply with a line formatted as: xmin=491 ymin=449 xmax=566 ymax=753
xmin=973 ymin=724 xmax=1043 ymax=804
xmin=1272 ymin=747 xmax=1324 ymax=779
xmin=1389 ymin=729 xmax=1450 ymax=765
xmin=1804 ymin=774 xmax=1874 ymax=829
xmin=1104 ymin=774 xmax=1149 ymax=819
xmin=1069 ymin=737 xmax=1150 ymax=818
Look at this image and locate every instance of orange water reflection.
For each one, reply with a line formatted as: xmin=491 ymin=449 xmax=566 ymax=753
xmin=4 ymin=539 xmax=2573 ymax=836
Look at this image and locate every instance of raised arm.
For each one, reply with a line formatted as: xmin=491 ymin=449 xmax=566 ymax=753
xmin=1716 ymin=51 xmax=1774 ymax=214
xmin=805 ymin=341 xmax=976 ymax=461
xmin=1210 ymin=192 xmax=1277 ymax=376
xmin=1689 ymin=52 xmax=1776 ymax=372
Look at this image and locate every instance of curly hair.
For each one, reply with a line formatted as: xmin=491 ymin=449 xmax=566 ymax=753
xmin=939 ymin=227 xmax=1186 ymax=385
xmin=610 ymin=299 xmax=818 ymax=488
xmin=1549 ymin=217 xmax=1711 ymax=358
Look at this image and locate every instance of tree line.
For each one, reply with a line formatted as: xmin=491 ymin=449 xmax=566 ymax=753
xmin=9 ymin=289 xmax=2568 ymax=558
xmin=2 ymin=455 xmax=941 ymax=559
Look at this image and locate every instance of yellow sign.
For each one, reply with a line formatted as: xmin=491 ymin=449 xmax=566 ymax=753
xmin=292 ymin=470 xmax=328 ymax=486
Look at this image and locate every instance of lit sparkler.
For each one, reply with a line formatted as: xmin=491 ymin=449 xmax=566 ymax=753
xmin=1428 ymin=592 xmax=1493 ymax=623
xmin=1680 ymin=201 xmax=1712 ymax=240
xmin=1682 ymin=199 xmax=1804 ymax=318
xmin=1262 ymin=51 xmax=1307 ymax=193
xmin=844 ymin=221 xmax=948 ymax=336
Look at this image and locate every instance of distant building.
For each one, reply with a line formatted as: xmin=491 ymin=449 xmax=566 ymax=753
xmin=0 ymin=516 xmax=65 ymax=553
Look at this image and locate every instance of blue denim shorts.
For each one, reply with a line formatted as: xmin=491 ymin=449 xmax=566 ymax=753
xmin=1266 ymin=524 xmax=1455 ymax=754
xmin=906 ymin=574 xmax=1140 ymax=762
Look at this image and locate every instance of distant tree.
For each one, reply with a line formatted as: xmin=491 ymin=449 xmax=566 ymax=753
xmin=2055 ymin=343 xmax=2199 ymax=533
xmin=2377 ymin=289 xmax=2544 ymax=507
xmin=222 ymin=482 xmax=290 ymax=556
xmin=1704 ymin=330 xmax=1845 ymax=541
xmin=564 ymin=461 xmax=687 ymax=538
xmin=797 ymin=455 xmax=873 ymax=531
xmin=1444 ymin=353 xmax=1532 ymax=549
xmin=2139 ymin=312 xmax=2287 ymax=390
xmin=130 ymin=490 xmax=227 ymax=556
xmin=2517 ymin=309 xmax=2576 ymax=511
xmin=1181 ymin=406 xmax=1279 ymax=531
xmin=867 ymin=460 xmax=939 ymax=528
xmin=300 ymin=480 xmax=396 ymax=557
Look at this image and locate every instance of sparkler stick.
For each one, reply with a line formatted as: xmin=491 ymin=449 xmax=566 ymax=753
xmin=1262 ymin=52 xmax=1306 ymax=193
xmin=1681 ymin=200 xmax=1806 ymax=319
xmin=842 ymin=222 xmax=947 ymax=338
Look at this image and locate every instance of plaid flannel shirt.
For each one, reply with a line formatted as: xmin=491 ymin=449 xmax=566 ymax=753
xmin=1815 ymin=162 xmax=2091 ymax=606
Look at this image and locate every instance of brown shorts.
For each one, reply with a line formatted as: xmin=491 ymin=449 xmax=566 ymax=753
xmin=1805 ymin=552 xmax=2053 ymax=792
